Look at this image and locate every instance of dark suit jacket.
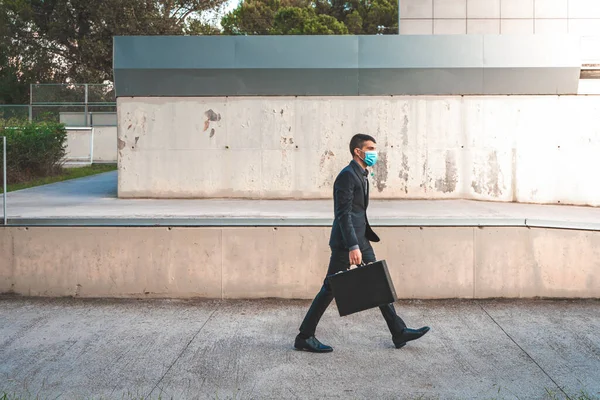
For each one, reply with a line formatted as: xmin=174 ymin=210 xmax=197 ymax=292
xmin=329 ymin=160 xmax=380 ymax=251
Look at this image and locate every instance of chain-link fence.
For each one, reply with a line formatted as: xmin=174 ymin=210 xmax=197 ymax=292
xmin=0 ymin=105 xmax=30 ymax=121
xmin=0 ymin=83 xmax=116 ymax=127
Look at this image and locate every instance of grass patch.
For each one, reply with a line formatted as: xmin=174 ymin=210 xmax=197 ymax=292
xmin=0 ymin=163 xmax=116 ymax=193
xmin=544 ymin=388 xmax=600 ymax=400
xmin=0 ymin=392 xmax=166 ymax=400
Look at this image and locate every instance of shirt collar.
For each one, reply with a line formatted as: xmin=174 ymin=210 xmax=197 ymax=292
xmin=352 ymin=159 xmax=369 ymax=176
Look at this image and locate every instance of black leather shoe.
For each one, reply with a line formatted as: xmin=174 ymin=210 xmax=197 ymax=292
xmin=393 ymin=326 xmax=430 ymax=349
xmin=294 ymin=335 xmax=333 ymax=353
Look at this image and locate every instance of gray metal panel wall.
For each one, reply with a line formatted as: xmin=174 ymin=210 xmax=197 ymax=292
xmin=113 ymin=35 xmax=581 ymax=97
xmin=113 ymin=36 xmax=236 ymax=69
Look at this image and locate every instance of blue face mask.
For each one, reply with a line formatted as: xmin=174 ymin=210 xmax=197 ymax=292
xmin=363 ymin=151 xmax=378 ymax=167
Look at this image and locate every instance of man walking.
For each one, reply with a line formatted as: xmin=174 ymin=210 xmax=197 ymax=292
xmin=294 ymin=134 xmax=430 ymax=352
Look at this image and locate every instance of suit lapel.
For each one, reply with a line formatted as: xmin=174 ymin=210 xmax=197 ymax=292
xmin=366 ymin=176 xmax=369 ymax=208
xmin=350 ymin=161 xmax=368 ymax=207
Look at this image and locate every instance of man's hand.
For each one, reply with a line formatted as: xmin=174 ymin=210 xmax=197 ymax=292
xmin=349 ymin=248 xmax=362 ymax=266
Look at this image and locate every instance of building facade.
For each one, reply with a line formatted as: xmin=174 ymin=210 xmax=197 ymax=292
xmin=399 ymin=0 xmax=600 ymax=36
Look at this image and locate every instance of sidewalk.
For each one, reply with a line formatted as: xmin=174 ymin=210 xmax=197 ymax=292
xmin=5 ymin=171 xmax=600 ymax=231
xmin=0 ymin=297 xmax=598 ymax=400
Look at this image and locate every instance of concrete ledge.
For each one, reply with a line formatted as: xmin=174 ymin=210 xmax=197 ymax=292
xmin=1 ymin=226 xmax=598 ymax=299
xmin=0 ymin=216 xmax=552 ymax=228
xmin=9 ymin=217 xmax=600 ymax=231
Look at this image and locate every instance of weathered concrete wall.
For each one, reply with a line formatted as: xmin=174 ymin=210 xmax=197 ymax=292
xmin=92 ymin=127 xmax=118 ymax=162
xmin=65 ymin=128 xmax=92 ymax=162
xmin=117 ymin=96 xmax=600 ymax=206
xmin=65 ymin=127 xmax=117 ymax=163
xmin=1 ymin=226 xmax=598 ymax=299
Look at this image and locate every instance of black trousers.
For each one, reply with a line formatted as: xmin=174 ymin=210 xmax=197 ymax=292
xmin=299 ymin=246 xmax=407 ymax=338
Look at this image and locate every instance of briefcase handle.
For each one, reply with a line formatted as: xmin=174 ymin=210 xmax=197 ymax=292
xmin=353 ymin=261 xmax=373 ymax=269
xmin=339 ymin=261 xmax=375 ymax=273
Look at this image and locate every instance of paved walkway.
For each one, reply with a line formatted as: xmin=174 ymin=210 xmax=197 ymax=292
xmin=0 ymin=297 xmax=599 ymax=400
xmin=4 ymin=171 xmax=600 ymax=229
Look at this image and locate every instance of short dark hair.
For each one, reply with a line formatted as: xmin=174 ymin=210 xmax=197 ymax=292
xmin=349 ymin=134 xmax=376 ymax=156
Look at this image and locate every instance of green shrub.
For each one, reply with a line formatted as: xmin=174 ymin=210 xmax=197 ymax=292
xmin=0 ymin=119 xmax=67 ymax=183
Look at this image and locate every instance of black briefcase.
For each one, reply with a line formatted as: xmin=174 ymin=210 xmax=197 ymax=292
xmin=327 ymin=260 xmax=397 ymax=317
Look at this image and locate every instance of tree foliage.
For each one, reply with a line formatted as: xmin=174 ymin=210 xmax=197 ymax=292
xmin=0 ymin=0 xmax=226 ymax=104
xmin=222 ymin=0 xmax=398 ymax=35
xmin=272 ymin=7 xmax=348 ymax=34
xmin=0 ymin=119 xmax=67 ymax=183
xmin=1 ymin=0 xmax=399 ymax=105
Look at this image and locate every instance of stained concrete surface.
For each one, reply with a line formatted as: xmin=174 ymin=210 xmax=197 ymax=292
xmin=0 ymin=297 xmax=598 ymax=400
xmin=115 ymin=96 xmax=600 ymax=205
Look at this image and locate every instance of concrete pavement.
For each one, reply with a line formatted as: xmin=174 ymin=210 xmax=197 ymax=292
xmin=5 ymin=171 xmax=600 ymax=231
xmin=0 ymin=297 xmax=598 ymax=400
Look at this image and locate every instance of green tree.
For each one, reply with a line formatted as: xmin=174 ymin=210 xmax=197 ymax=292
xmin=272 ymin=7 xmax=348 ymax=34
xmin=222 ymin=0 xmax=311 ymax=35
xmin=352 ymin=0 xmax=398 ymax=34
xmin=186 ymin=19 xmax=223 ymax=35
xmin=221 ymin=0 xmax=398 ymax=36
xmin=222 ymin=0 xmax=278 ymax=35
xmin=0 ymin=0 xmax=226 ymax=104
xmin=0 ymin=1 xmax=57 ymax=104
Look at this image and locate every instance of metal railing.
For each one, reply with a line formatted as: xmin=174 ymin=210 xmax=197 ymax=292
xmin=0 ymin=83 xmax=116 ymax=127
xmin=2 ymin=136 xmax=6 ymax=225
xmin=31 ymin=83 xmax=116 ymax=127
